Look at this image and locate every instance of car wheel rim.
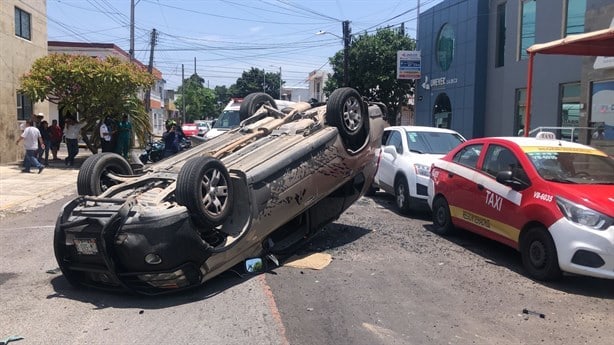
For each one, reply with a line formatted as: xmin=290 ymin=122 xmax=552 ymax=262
xmin=435 ymin=207 xmax=446 ymax=226
xmin=529 ymin=240 xmax=546 ymax=268
xmin=396 ymin=184 xmax=406 ymax=208
xmin=342 ymin=97 xmax=363 ymax=133
xmin=201 ymin=167 xmax=229 ymax=216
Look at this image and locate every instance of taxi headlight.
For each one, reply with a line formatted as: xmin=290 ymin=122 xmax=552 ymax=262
xmin=414 ymin=163 xmax=431 ymax=177
xmin=555 ymin=196 xmax=612 ymax=230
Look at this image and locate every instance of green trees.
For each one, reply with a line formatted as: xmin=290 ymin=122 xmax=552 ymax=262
xmin=228 ymin=67 xmax=281 ymax=99
xmin=19 ymin=54 xmax=155 ymax=151
xmin=324 ymin=27 xmax=416 ymax=125
xmin=175 ymin=74 xmax=218 ymax=121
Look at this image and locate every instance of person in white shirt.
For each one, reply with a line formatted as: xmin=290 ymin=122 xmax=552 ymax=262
xmin=64 ymin=116 xmax=82 ymax=166
xmin=15 ymin=120 xmax=45 ymax=173
xmin=100 ymin=117 xmax=115 ymax=152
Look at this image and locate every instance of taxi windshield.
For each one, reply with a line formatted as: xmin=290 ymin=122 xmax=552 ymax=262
xmin=526 ymin=151 xmax=614 ymax=184
xmin=212 ymin=110 xmax=240 ymax=129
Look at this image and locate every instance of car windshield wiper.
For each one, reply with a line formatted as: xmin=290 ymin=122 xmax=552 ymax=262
xmin=410 ymin=149 xmax=424 ymax=154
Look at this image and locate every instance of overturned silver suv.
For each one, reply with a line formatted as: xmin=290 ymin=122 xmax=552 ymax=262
xmin=54 ymin=88 xmax=386 ymax=295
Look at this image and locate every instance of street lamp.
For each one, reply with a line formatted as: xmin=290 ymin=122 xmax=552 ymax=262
xmin=316 ymin=20 xmax=351 ymax=86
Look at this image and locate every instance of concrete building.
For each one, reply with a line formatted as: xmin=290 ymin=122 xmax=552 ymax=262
xmin=416 ymin=0 xmax=614 ymax=145
xmin=0 ymin=0 xmax=48 ymax=164
xmin=48 ymin=42 xmax=167 ymax=135
xmin=308 ymin=70 xmax=328 ymax=102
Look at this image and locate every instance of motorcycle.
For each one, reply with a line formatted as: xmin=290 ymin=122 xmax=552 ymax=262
xmin=139 ymin=136 xmax=191 ymax=164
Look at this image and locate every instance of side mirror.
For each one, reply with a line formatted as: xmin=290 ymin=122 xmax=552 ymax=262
xmin=496 ymin=170 xmax=527 ymax=191
xmin=245 ymin=258 xmax=265 ymax=273
xmin=383 ymin=146 xmax=398 ymax=156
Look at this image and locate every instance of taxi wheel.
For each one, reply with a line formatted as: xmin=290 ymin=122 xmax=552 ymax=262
xmin=394 ymin=177 xmax=411 ymax=214
xmin=520 ymin=227 xmax=562 ymax=281
xmin=432 ymin=196 xmax=456 ymax=235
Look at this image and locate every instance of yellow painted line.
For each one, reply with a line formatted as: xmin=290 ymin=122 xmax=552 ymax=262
xmin=450 ymin=206 xmax=520 ymax=242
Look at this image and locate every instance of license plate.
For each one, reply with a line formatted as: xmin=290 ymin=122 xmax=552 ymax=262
xmin=74 ymin=239 xmax=98 ymax=255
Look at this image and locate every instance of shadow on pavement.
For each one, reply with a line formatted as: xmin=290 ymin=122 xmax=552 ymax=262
xmin=423 ymin=223 xmax=614 ymax=299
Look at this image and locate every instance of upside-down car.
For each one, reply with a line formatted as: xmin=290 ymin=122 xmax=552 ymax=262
xmin=54 ymin=88 xmax=387 ymax=295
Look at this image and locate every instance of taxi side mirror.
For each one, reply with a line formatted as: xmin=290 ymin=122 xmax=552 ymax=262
xmin=496 ymin=170 xmax=529 ymax=191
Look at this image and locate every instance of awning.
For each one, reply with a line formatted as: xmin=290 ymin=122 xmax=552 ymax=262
xmin=526 ymin=27 xmax=614 ymax=56
xmin=523 ymin=27 xmax=614 ymax=137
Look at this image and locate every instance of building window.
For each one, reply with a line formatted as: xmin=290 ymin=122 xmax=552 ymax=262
xmin=17 ymin=93 xmax=33 ymax=121
xmin=560 ymin=82 xmax=580 ymax=141
xmin=515 ymin=88 xmax=526 ymax=135
xmin=14 ymin=7 xmax=31 ymax=40
xmin=564 ymin=0 xmax=586 ymax=36
xmin=495 ymin=2 xmax=506 ymax=67
xmin=519 ymin=0 xmax=536 ymax=60
xmin=436 ymin=24 xmax=455 ymax=71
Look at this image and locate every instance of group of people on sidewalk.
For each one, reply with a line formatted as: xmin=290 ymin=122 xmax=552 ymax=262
xmin=15 ymin=113 xmax=133 ymax=173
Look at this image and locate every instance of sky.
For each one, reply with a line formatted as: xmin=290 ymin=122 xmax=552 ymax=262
xmin=46 ymin=0 xmax=442 ymax=91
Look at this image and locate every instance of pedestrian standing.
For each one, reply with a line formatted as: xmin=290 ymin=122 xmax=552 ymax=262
xmin=100 ymin=117 xmax=116 ymax=152
xmin=15 ymin=120 xmax=45 ymax=173
xmin=64 ymin=116 xmax=82 ymax=166
xmin=49 ymin=119 xmax=63 ymax=160
xmin=37 ymin=120 xmax=52 ymax=166
xmin=115 ymin=115 xmax=132 ymax=159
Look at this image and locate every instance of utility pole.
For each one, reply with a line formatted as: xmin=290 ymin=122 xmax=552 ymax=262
xmin=182 ymin=64 xmax=185 ymax=124
xmin=279 ymin=66 xmax=282 ymax=99
xmin=129 ymin=0 xmax=135 ymax=61
xmin=144 ymin=28 xmax=157 ymax=114
xmin=263 ymin=68 xmax=266 ymax=93
xmin=342 ymin=20 xmax=351 ymax=87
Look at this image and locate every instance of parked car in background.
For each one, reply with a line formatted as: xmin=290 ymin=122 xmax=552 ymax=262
xmin=369 ymin=126 xmax=465 ymax=213
xmin=54 ymin=88 xmax=386 ymax=295
xmin=195 ymin=120 xmax=213 ymax=137
xmin=181 ymin=123 xmax=199 ymax=137
xmin=429 ymin=133 xmax=614 ymax=281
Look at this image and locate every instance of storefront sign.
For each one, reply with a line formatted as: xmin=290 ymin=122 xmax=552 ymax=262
xmin=421 ymin=75 xmax=458 ymax=90
xmin=397 ymin=51 xmax=421 ymax=80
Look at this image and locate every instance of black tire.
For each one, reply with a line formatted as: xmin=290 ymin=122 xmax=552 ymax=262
xmin=176 ymin=156 xmax=233 ymax=227
xmin=239 ymin=93 xmax=277 ymax=121
xmin=394 ymin=177 xmax=412 ymax=214
xmin=520 ymin=227 xmax=562 ymax=281
xmin=326 ymin=87 xmax=369 ymax=151
xmin=432 ymin=196 xmax=456 ymax=235
xmin=77 ymin=153 xmax=133 ymax=196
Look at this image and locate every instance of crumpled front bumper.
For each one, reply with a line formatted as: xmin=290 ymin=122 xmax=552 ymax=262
xmin=54 ymin=196 xmax=213 ymax=295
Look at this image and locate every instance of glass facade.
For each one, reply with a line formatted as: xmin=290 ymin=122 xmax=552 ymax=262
xmin=565 ymin=0 xmax=586 ymax=35
xmin=515 ymin=88 xmax=526 ymax=135
xmin=436 ymin=24 xmax=455 ymax=71
xmin=560 ymin=82 xmax=580 ymax=141
xmin=495 ymin=2 xmax=506 ymax=68
xmin=519 ymin=0 xmax=536 ymax=60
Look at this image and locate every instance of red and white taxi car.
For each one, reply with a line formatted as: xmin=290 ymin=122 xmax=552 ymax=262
xmin=428 ymin=133 xmax=614 ymax=281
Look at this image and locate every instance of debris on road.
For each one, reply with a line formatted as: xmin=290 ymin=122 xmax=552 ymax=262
xmin=284 ymin=253 xmax=332 ymax=270
xmin=522 ymin=308 xmax=546 ymax=318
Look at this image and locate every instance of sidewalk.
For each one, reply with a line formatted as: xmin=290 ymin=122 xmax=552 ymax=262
xmin=0 ymin=144 xmax=92 ymax=217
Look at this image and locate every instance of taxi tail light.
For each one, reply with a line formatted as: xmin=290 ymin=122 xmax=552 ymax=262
xmin=555 ymin=196 xmax=612 ymax=231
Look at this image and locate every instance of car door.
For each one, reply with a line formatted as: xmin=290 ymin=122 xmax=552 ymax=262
xmin=376 ymin=129 xmax=404 ymax=193
xmin=444 ymin=143 xmax=484 ymax=228
xmin=473 ymin=144 xmax=531 ymax=247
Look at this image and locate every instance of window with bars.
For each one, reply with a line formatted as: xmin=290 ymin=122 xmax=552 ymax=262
xmin=17 ymin=93 xmax=33 ymax=121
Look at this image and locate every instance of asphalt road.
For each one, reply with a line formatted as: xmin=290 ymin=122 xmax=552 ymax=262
xmin=1 ymin=192 xmax=613 ymax=344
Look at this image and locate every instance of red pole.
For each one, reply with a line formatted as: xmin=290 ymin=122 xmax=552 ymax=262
xmin=524 ymin=52 xmax=535 ymax=137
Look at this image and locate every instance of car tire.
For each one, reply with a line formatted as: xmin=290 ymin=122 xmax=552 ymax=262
xmin=520 ymin=227 xmax=562 ymax=281
xmin=326 ymin=87 xmax=369 ymax=151
xmin=394 ymin=177 xmax=412 ymax=214
xmin=176 ymin=156 xmax=233 ymax=228
xmin=77 ymin=153 xmax=133 ymax=196
xmin=432 ymin=196 xmax=456 ymax=235
xmin=239 ymin=92 xmax=277 ymax=121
